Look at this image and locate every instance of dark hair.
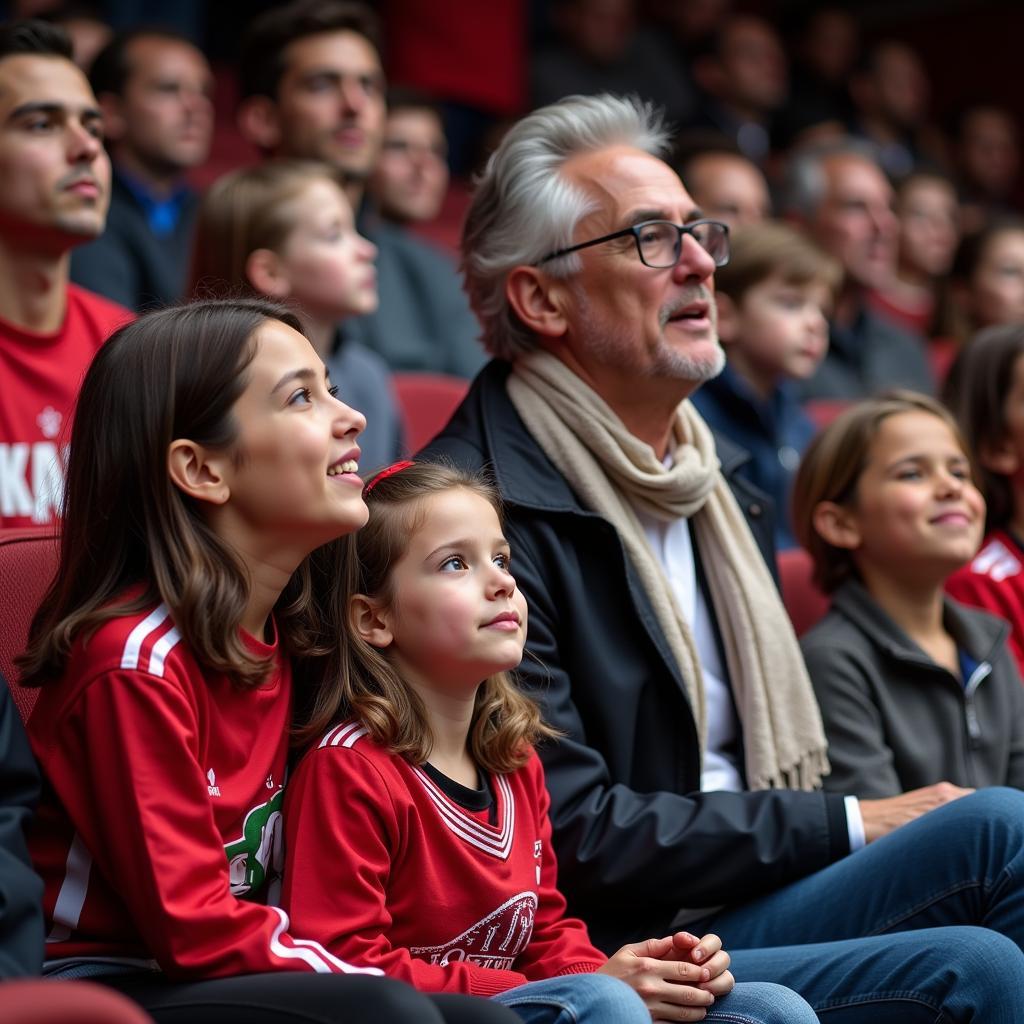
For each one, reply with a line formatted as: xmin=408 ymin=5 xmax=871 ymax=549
xmin=943 ymin=324 xmax=1024 ymax=531
xmin=89 ymin=27 xmax=197 ymax=98
xmin=792 ymin=390 xmax=970 ymax=593
xmin=298 ymin=461 xmax=558 ymax=771
xmin=0 ymin=19 xmax=73 ymax=61
xmin=239 ymin=0 xmax=380 ymax=101
xmin=19 ymin=298 xmax=348 ymax=692
xmin=385 ymin=85 xmax=440 ymax=118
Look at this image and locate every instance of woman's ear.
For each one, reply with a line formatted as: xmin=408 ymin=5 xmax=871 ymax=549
xmin=167 ymin=439 xmax=231 ymax=506
xmin=245 ymin=248 xmax=291 ymax=300
xmin=505 ymin=266 xmax=569 ymax=340
xmin=979 ymin=437 xmax=1019 ymax=477
xmin=349 ymin=594 xmax=394 ymax=649
xmin=811 ymin=500 xmax=862 ymax=551
xmin=715 ymin=292 xmax=739 ymax=344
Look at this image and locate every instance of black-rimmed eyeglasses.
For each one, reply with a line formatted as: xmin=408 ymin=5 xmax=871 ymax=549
xmin=535 ymin=219 xmax=730 ymax=269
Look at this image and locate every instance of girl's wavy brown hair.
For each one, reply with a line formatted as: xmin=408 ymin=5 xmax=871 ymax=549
xmin=296 ymin=461 xmax=558 ymax=772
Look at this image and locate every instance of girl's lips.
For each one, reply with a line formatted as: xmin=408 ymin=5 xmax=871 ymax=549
xmin=930 ymin=511 xmax=971 ymax=526
xmin=483 ymin=611 xmax=521 ymax=629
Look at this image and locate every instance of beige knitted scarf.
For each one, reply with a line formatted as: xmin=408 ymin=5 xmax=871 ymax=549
xmin=507 ymin=349 xmax=828 ymax=790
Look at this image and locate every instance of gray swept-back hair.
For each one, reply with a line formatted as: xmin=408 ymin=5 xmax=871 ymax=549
xmin=778 ymin=136 xmax=884 ymax=221
xmin=462 ymin=93 xmax=669 ymax=362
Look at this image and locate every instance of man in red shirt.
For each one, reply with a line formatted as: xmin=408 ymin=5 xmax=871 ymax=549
xmin=0 ymin=20 xmax=131 ymax=530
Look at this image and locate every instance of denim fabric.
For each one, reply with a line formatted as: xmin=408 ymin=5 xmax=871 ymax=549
xmin=696 ymin=788 xmax=1024 ymax=1022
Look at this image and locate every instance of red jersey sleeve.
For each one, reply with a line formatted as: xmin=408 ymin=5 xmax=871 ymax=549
xmin=39 ymin=670 xmax=380 ymax=980
xmin=511 ymin=754 xmax=606 ymax=980
xmin=283 ymin=743 xmax=530 ymax=997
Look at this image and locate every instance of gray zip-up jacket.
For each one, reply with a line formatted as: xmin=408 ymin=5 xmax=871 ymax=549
xmin=801 ymin=579 xmax=1024 ymax=797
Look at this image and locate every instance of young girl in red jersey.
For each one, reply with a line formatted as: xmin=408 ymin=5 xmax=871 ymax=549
xmin=282 ymin=460 xmax=819 ymax=1024
xmin=945 ymin=325 xmax=1024 ymax=677
xmin=17 ymin=300 xmax=517 ymax=1024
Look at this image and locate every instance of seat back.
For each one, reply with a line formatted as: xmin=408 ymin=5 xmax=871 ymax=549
xmin=0 ymin=529 xmax=59 ymax=722
xmin=393 ymin=372 xmax=470 ymax=455
xmin=778 ymin=546 xmax=830 ymax=637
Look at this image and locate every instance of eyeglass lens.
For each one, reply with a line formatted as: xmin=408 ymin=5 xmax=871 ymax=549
xmin=637 ymin=221 xmax=729 ymax=268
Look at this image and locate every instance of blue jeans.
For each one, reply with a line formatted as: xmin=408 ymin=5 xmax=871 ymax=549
xmin=491 ymin=974 xmax=816 ymax=1024
xmin=693 ymin=788 xmax=1024 ymax=1022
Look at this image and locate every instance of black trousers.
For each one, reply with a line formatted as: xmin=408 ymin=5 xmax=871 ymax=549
xmin=104 ymin=971 xmax=519 ymax=1024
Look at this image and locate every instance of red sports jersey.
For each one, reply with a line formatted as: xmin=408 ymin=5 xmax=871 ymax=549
xmin=282 ymin=721 xmax=607 ymax=998
xmin=948 ymin=530 xmax=1024 ymax=678
xmin=0 ymin=284 xmax=131 ymax=528
xmin=27 ymin=602 xmax=381 ymax=980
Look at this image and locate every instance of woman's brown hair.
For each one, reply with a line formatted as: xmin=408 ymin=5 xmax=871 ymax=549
xmin=18 ymin=298 xmax=347 ymax=691
xmin=297 ymin=461 xmax=558 ymax=773
xmin=792 ymin=390 xmax=971 ymax=593
xmin=188 ymin=159 xmax=344 ymax=299
xmin=943 ymin=323 xmax=1024 ymax=532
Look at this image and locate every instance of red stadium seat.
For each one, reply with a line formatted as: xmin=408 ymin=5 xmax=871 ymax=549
xmin=778 ymin=547 xmax=830 ymax=637
xmin=0 ymin=529 xmax=59 ymax=722
xmin=393 ymin=372 xmax=469 ymax=455
xmin=804 ymin=399 xmax=852 ymax=432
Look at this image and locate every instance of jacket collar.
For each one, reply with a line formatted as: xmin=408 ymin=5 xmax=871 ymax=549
xmin=464 ymin=359 xmax=752 ymax=512
xmin=831 ymin=577 xmax=1009 ymax=668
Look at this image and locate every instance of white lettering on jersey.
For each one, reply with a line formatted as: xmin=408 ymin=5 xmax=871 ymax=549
xmin=972 ymin=539 xmax=1022 ymax=582
xmin=207 ymin=769 xmax=222 ymax=797
xmin=411 ymin=892 xmax=537 ymax=971
xmin=36 ymin=405 xmax=63 ymax=439
xmin=0 ymin=441 xmax=67 ymax=522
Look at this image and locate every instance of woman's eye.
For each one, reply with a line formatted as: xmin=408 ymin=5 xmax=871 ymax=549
xmin=287 ymin=387 xmax=313 ymax=406
xmin=327 ymin=384 xmax=340 ymax=398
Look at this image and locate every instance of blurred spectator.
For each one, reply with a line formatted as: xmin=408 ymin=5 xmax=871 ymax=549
xmin=869 ymin=169 xmax=960 ymax=339
xmin=530 ymin=0 xmax=692 ymax=125
xmin=687 ymin=14 xmax=788 ymax=167
xmin=777 ymin=5 xmax=857 ymax=147
xmin=69 ymin=29 xmax=213 ymax=311
xmin=675 ymin=147 xmax=770 ymax=230
xmin=0 ymin=19 xmax=130 ymax=529
xmin=693 ymin=222 xmax=838 ymax=549
xmin=190 ymin=160 xmax=402 ymax=470
xmin=238 ymin=0 xmax=484 ymax=377
xmin=782 ymin=138 xmax=933 ymax=400
xmin=847 ymin=40 xmax=946 ymax=180
xmin=41 ymin=3 xmax=110 ymax=71
xmin=953 ymin=104 xmax=1021 ymax=234
xmin=367 ymin=89 xmax=448 ymax=227
xmin=942 ymin=220 xmax=1024 ymax=345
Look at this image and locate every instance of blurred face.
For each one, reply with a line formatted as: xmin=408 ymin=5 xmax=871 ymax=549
xmin=897 ymin=176 xmax=959 ymax=279
xmin=375 ymin=488 xmax=527 ymax=697
xmin=559 ymin=146 xmax=722 ymax=396
xmin=844 ymin=411 xmax=984 ymax=585
xmin=729 ymin=274 xmax=830 ymax=382
xmin=369 ymin=106 xmax=448 ymax=224
xmin=0 ymin=54 xmax=110 ymax=250
xmin=961 ymin=109 xmax=1019 ymax=198
xmin=271 ymin=30 xmax=386 ymax=179
xmin=872 ymin=44 xmax=929 ymax=128
xmin=277 ymin=178 xmax=378 ymax=319
xmin=969 ymin=229 xmax=1024 ymax=328
xmin=684 ymin=153 xmax=770 ymax=230
xmin=812 ymin=154 xmax=897 ymax=290
xmin=111 ymin=36 xmax=214 ymax=174
xmin=220 ymin=318 xmax=368 ymax=549
xmin=562 ymin=0 xmax=635 ymax=64
xmin=720 ymin=17 xmax=787 ymax=113
xmin=801 ymin=9 xmax=858 ymax=84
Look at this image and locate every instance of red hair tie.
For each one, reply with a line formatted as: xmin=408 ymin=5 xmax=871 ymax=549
xmin=364 ymin=460 xmax=415 ymax=495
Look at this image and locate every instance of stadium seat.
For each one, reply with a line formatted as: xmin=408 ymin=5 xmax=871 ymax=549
xmin=804 ymin=399 xmax=852 ymax=432
xmin=393 ymin=372 xmax=469 ymax=455
xmin=0 ymin=529 xmax=59 ymax=722
xmin=778 ymin=547 xmax=830 ymax=637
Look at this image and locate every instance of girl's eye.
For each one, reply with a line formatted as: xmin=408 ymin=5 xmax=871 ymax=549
xmin=287 ymin=387 xmax=313 ymax=406
xmin=327 ymin=384 xmax=340 ymax=399
xmin=493 ymin=553 xmax=510 ymax=570
xmin=439 ymin=555 xmax=467 ymax=572
xmin=896 ymin=468 xmax=922 ymax=481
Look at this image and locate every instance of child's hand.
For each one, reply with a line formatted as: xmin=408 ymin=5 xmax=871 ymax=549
xmin=671 ymin=932 xmax=735 ymax=997
xmin=598 ymin=935 xmax=717 ymax=1021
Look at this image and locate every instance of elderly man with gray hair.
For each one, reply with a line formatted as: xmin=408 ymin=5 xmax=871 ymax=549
xmin=425 ymin=92 xmax=1024 ymax=1020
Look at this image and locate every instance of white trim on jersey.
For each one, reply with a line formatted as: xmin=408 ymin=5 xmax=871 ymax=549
xmin=412 ymin=766 xmax=516 ymax=860
xmin=46 ymin=831 xmax=93 ymax=943
xmin=972 ymin=539 xmax=1022 ymax=582
xmin=319 ymin=721 xmax=369 ymax=749
xmin=120 ymin=604 xmax=173 ymax=671
xmin=148 ymin=626 xmax=182 ymax=679
xmin=267 ymin=906 xmax=383 ymax=975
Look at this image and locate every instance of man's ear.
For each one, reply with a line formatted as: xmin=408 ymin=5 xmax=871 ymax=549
xmin=505 ymin=266 xmax=569 ymax=340
xmin=97 ymin=93 xmax=126 ymax=144
xmin=979 ymin=438 xmax=1020 ymax=477
xmin=245 ymin=248 xmax=291 ymax=300
xmin=349 ymin=594 xmax=394 ymax=649
xmin=811 ymin=500 xmax=862 ymax=551
xmin=237 ymin=95 xmax=282 ymax=151
xmin=715 ymin=292 xmax=739 ymax=344
xmin=167 ymin=439 xmax=231 ymax=506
